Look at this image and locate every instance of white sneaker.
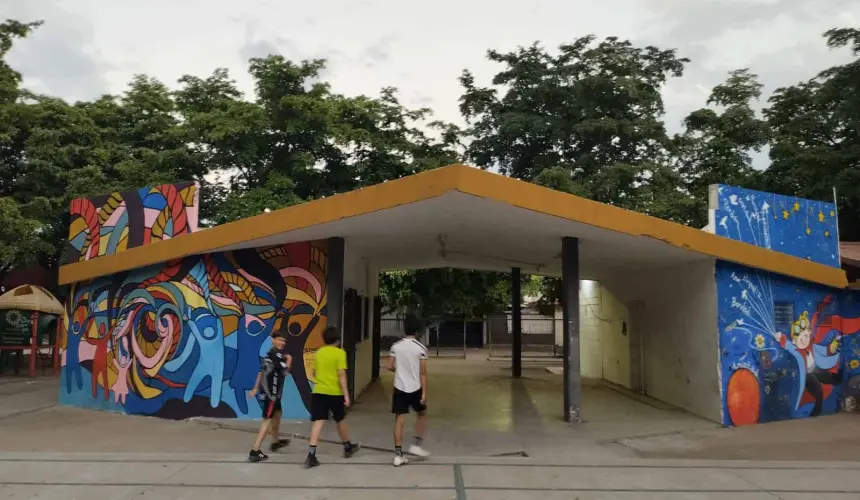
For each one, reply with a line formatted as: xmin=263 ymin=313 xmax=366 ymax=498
xmin=408 ymin=444 xmax=431 ymax=457
xmin=393 ymin=454 xmax=409 ymax=467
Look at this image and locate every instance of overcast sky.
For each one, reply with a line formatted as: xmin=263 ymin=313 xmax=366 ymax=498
xmin=4 ymin=0 xmax=859 ymax=140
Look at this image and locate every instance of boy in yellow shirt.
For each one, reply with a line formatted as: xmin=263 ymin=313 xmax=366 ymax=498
xmin=305 ymin=326 xmax=361 ymax=468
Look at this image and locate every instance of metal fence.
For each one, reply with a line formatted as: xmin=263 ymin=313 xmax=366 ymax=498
xmin=381 ymin=314 xmax=560 ymax=359
xmin=380 ymin=317 xmax=483 ymax=358
xmin=486 ymin=313 xmax=558 ymax=358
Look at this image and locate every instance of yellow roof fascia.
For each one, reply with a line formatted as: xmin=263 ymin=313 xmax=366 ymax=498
xmin=58 ymin=164 xmax=848 ymax=289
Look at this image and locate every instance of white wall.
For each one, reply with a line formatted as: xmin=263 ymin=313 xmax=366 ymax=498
xmin=608 ymin=260 xmax=720 ymax=421
xmin=578 ymin=281 xmax=603 ymax=379
xmin=555 ymin=281 xmax=630 ymax=386
xmin=599 ymin=285 xmax=630 ymax=388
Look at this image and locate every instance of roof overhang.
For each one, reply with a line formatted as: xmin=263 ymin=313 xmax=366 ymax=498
xmin=58 ymin=164 xmax=848 ymax=288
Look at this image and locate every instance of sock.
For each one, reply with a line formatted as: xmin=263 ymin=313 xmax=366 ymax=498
xmin=395 ymin=446 xmax=403 ymax=457
xmin=309 ymin=445 xmax=317 ymax=456
xmin=413 ymin=436 xmax=423 ymax=446
xmin=343 ymin=441 xmax=352 ymax=451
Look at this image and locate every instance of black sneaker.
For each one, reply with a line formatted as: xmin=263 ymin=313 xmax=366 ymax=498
xmin=270 ymin=438 xmax=290 ymax=452
xmin=249 ymin=449 xmax=269 ymax=462
xmin=304 ymin=453 xmax=320 ymax=469
xmin=343 ymin=442 xmax=362 ymax=459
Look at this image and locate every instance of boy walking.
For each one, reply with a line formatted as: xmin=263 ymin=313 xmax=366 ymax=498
xmin=387 ymin=313 xmax=431 ymax=466
xmin=248 ymin=331 xmax=292 ymax=462
xmin=305 ymin=326 xmax=361 ymax=468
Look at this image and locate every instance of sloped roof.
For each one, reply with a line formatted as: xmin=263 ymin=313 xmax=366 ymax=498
xmin=0 ymin=285 xmax=64 ymax=315
xmin=58 ymin=164 xmax=848 ymax=289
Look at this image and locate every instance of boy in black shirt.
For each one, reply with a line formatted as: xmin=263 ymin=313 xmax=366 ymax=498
xmin=248 ymin=331 xmax=292 ymax=462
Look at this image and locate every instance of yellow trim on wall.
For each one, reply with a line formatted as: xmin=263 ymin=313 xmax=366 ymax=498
xmin=59 ymin=164 xmax=849 ymax=289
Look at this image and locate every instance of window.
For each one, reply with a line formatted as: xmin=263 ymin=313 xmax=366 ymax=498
xmin=773 ymin=301 xmax=795 ymax=333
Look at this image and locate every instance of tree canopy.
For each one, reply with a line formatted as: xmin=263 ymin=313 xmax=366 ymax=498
xmin=2 ymin=19 xmax=859 ymax=311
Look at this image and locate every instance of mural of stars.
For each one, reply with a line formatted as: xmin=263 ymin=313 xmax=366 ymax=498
xmin=714 ymin=185 xmax=840 ymax=268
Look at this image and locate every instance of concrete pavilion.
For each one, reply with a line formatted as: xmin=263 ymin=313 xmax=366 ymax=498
xmin=58 ymin=164 xmax=847 ymax=424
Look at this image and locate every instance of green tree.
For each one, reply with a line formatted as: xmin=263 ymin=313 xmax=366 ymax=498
xmin=0 ymin=197 xmax=49 ymax=281
xmin=459 ymin=36 xmax=688 ymax=213
xmin=458 ymin=36 xmax=698 ymax=303
xmin=675 ymin=69 xmax=769 ymax=227
xmin=380 ymin=268 xmax=513 ymax=318
xmin=763 ymin=28 xmax=860 ymax=240
xmin=214 ymin=174 xmax=303 ymax=224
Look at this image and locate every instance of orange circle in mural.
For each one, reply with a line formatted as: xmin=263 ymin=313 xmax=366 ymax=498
xmin=726 ymin=369 xmax=760 ymax=426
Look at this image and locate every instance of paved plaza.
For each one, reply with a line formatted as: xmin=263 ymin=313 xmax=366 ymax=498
xmin=3 ymin=452 xmax=860 ymax=499
xmin=2 ymin=357 xmax=860 ymax=498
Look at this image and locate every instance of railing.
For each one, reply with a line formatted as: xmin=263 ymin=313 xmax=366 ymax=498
xmin=486 ymin=314 xmax=558 ymax=358
xmin=380 ymin=314 xmax=560 ymax=358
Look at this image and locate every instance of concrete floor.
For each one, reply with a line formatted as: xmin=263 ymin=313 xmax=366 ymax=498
xmin=3 ymin=452 xmax=860 ymax=499
xmin=338 ymin=355 xmax=719 ymax=458
xmin=3 ymin=357 xmax=860 ymax=497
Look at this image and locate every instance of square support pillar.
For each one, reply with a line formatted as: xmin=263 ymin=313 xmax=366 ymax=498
xmin=326 ymin=237 xmax=347 ymax=393
xmin=561 ymin=237 xmax=582 ymax=423
xmin=371 ymin=295 xmax=382 ymax=380
xmin=511 ymin=267 xmax=522 ymax=378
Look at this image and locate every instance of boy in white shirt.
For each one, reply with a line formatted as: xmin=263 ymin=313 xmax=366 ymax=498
xmin=386 ymin=313 xmax=430 ymax=466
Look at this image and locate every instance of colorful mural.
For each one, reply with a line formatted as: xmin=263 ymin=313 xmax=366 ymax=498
xmin=67 ymin=182 xmax=200 ymax=263
xmin=59 ymin=241 xmax=328 ymax=420
xmin=717 ymin=260 xmax=860 ymax=426
xmin=712 ymin=185 xmax=840 ymax=268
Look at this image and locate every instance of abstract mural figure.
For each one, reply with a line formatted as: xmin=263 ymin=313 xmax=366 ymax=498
xmin=67 ymin=182 xmax=199 ymax=263
xmin=60 ymin=241 xmax=328 ymax=420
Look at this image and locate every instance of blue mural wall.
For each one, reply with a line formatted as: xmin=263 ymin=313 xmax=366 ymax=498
xmin=60 ymin=241 xmax=329 ymax=420
xmin=717 ymin=260 xmax=860 ymax=426
xmin=712 ymin=185 xmax=840 ymax=268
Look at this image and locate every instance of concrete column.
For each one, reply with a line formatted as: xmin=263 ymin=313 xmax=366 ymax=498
xmin=511 ymin=267 xmax=522 ymax=378
xmin=561 ymin=237 xmax=582 ymax=423
xmin=327 ymin=237 xmax=345 ymax=334
xmin=326 ymin=237 xmax=348 ymax=396
xmin=372 ymin=295 xmax=382 ymax=380
xmin=627 ymin=300 xmax=646 ymax=393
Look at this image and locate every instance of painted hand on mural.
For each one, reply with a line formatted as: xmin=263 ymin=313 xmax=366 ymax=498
xmin=829 ymin=335 xmax=841 ymax=355
xmin=773 ymin=331 xmax=787 ymax=347
xmin=179 ymin=305 xmax=226 ymax=408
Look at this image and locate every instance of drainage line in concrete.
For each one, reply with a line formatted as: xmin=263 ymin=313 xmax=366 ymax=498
xmin=453 ymin=464 xmax=467 ymax=500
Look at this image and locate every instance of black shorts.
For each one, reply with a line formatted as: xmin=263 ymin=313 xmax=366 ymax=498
xmin=392 ymin=388 xmax=426 ymax=415
xmin=310 ymin=393 xmax=346 ymax=422
xmin=259 ymin=396 xmax=282 ymax=419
